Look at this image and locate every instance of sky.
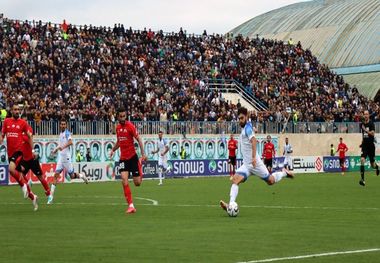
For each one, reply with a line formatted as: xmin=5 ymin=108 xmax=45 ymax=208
xmin=2 ymin=0 xmax=308 ymax=34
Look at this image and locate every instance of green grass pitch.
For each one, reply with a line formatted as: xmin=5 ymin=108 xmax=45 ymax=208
xmin=1 ymin=172 xmax=380 ymax=263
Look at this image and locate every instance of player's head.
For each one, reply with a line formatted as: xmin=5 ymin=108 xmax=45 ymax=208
xmin=267 ymin=135 xmax=271 ymax=142
xmin=285 ymin=137 xmax=289 ymax=144
xmin=158 ymin=130 xmax=163 ymax=140
xmin=12 ymin=104 xmax=21 ymax=119
xmin=339 ymin=137 xmax=343 ymax=143
xmin=60 ymin=119 xmax=67 ymax=132
xmin=237 ymin=107 xmax=248 ymax=127
xmin=363 ymin=110 xmax=370 ymax=122
xmin=117 ymin=108 xmax=127 ymax=124
xmin=331 ymin=144 xmax=333 ymax=147
xmin=230 ymin=134 xmax=234 ymax=140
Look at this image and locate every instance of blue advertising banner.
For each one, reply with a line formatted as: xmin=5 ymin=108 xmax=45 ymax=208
xmin=323 ymin=156 xmax=349 ymax=172
xmin=0 ymin=165 xmax=9 ymax=185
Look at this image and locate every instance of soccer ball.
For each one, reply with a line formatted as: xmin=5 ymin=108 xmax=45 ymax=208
xmin=227 ymin=202 xmax=239 ymax=217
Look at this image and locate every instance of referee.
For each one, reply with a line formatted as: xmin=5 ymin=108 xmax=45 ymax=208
xmin=359 ymin=110 xmax=379 ymax=186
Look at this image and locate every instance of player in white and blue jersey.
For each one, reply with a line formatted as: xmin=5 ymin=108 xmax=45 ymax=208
xmin=151 ymin=131 xmax=170 ymax=185
xmin=283 ymin=137 xmax=293 ymax=170
xmin=48 ymin=119 xmax=88 ymax=204
xmin=220 ymin=107 xmax=294 ymax=212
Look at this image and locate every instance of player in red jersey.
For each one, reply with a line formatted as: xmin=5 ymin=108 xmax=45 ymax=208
xmin=337 ymin=137 xmax=348 ymax=175
xmin=17 ymin=116 xmax=51 ymax=199
xmin=110 ymin=108 xmax=147 ymax=214
xmin=262 ymin=135 xmax=276 ymax=174
xmin=228 ymin=134 xmax=238 ymax=178
xmin=0 ymin=105 xmax=38 ymax=211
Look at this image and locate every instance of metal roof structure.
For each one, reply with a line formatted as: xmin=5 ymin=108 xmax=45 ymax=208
xmin=229 ymin=0 xmax=379 ymax=98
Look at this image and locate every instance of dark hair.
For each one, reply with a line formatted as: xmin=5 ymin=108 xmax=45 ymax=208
xmin=60 ymin=119 xmax=67 ymax=124
xmin=158 ymin=130 xmax=163 ymax=134
xmin=339 ymin=137 xmax=342 ymax=140
xmin=237 ymin=107 xmax=248 ymax=116
xmin=117 ymin=108 xmax=126 ymax=115
xmin=93 ymin=143 xmax=99 ymax=150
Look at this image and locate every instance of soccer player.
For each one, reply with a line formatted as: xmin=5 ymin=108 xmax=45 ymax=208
xmin=17 ymin=116 xmax=52 ymax=200
xmin=262 ymin=135 xmax=276 ymax=174
xmin=359 ymin=110 xmax=379 ymax=186
xmin=228 ymin=134 xmax=238 ymax=178
xmin=337 ymin=137 xmax=348 ymax=176
xmin=151 ymin=131 xmax=170 ymax=185
xmin=48 ymin=119 xmax=88 ymax=204
xmin=110 ymin=108 xmax=147 ymax=214
xmin=220 ymin=107 xmax=294 ymax=212
xmin=283 ymin=137 xmax=293 ymax=170
xmin=0 ymin=104 xmax=38 ymax=211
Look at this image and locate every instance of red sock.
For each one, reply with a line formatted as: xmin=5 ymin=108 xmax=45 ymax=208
xmin=123 ymin=184 xmax=133 ymax=204
xmin=39 ymin=177 xmax=51 ymax=196
xmin=11 ymin=171 xmax=26 ymax=187
xmin=26 ymin=184 xmax=34 ymax=200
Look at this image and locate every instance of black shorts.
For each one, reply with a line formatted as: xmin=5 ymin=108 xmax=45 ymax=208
xmin=361 ymin=145 xmax=375 ymax=163
xmin=119 ymin=154 xmax=142 ymax=177
xmin=17 ymin=158 xmax=43 ymax=176
xmin=228 ymin=156 xmax=236 ymax=166
xmin=264 ymin=158 xmax=273 ymax=168
xmin=9 ymin=151 xmax=23 ymax=167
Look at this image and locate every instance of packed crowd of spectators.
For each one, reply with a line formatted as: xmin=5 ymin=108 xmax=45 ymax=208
xmin=0 ymin=15 xmax=378 ymax=126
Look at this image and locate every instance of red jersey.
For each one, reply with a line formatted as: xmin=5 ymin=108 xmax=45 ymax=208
xmin=2 ymin=118 xmax=29 ymax=157
xmin=337 ymin=142 xmax=348 ymax=158
xmin=116 ymin=121 xmax=139 ymax=160
xmin=228 ymin=139 xmax=238 ymax=157
xmin=22 ymin=125 xmax=34 ymax=161
xmin=262 ymin=142 xmax=276 ymax=159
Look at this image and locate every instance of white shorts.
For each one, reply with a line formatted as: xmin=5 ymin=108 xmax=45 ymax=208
xmin=55 ymin=156 xmax=74 ymax=174
xmin=158 ymin=156 xmax=168 ymax=169
xmin=235 ymin=159 xmax=270 ymax=181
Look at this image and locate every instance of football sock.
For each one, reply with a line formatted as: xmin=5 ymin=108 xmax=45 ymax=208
xmin=26 ymin=184 xmax=34 ymax=200
xmin=273 ymin=171 xmax=287 ymax=183
xmin=229 ymin=184 xmax=239 ymax=204
xmin=51 ymin=184 xmax=56 ymax=195
xmin=158 ymin=171 xmax=163 ymax=184
xmin=123 ymin=184 xmax=133 ymax=205
xmin=39 ymin=177 xmax=51 ymax=196
xmin=11 ymin=171 xmax=25 ymax=187
xmin=360 ymin=165 xmax=365 ymax=181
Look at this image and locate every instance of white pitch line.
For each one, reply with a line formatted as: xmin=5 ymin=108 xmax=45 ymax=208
xmin=237 ymin=248 xmax=380 ymax=263
xmin=135 ymin=197 xmax=158 ymax=206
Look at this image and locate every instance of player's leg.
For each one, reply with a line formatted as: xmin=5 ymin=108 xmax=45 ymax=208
xmin=340 ymin=158 xmax=345 ymax=175
xmin=31 ymin=159 xmax=51 ymax=197
xmin=132 ymin=155 xmax=143 ymax=186
xmin=9 ymin=153 xmax=30 ymax=199
xmin=254 ymin=158 xmax=293 ymax=185
xmin=158 ymin=157 xmax=164 ymax=185
xmin=359 ymin=151 xmax=367 ymax=186
xmin=220 ymin=165 xmax=247 ymax=211
xmin=66 ymin=161 xmax=88 ymax=183
xmin=49 ymin=160 xmax=64 ymax=204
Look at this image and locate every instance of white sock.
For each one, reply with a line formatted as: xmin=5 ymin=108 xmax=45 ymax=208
xmin=51 ymin=184 xmax=56 ymax=195
xmin=158 ymin=171 xmax=163 ymax=183
xmin=229 ymin=184 xmax=239 ymax=204
xmin=129 ymin=203 xmax=134 ymax=208
xmin=272 ymin=171 xmax=287 ymax=183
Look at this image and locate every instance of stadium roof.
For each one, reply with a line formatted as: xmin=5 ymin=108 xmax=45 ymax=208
xmin=229 ymin=0 xmax=379 ymax=69
xmin=229 ymin=0 xmax=380 ymax=99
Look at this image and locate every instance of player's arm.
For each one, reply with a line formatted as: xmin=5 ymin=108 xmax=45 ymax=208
xmin=110 ymin=140 xmax=120 ymax=158
xmin=368 ymin=123 xmax=375 ymax=137
xmin=136 ymin=135 xmax=147 ymax=161
xmin=151 ymin=146 xmax=159 ymax=154
xmin=0 ymin=132 xmax=5 ymax=145
xmin=251 ymin=137 xmax=257 ymax=166
xmin=26 ymin=130 xmax=33 ymax=147
xmin=273 ymin=145 xmax=276 ymax=158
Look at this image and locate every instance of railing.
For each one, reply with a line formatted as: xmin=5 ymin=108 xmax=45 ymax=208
xmin=204 ymin=78 xmax=268 ymax=111
xmin=21 ymin=120 xmax=371 ymax=136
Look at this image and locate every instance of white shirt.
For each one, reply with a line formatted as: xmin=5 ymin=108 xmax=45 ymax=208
xmin=157 ymin=138 xmax=168 ymax=157
xmin=240 ymin=122 xmax=256 ymax=165
xmin=283 ymin=143 xmax=293 ymax=157
xmin=58 ymin=129 xmax=72 ymax=158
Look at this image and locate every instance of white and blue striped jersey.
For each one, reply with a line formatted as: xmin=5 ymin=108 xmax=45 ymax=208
xmin=157 ymin=138 xmax=169 ymax=156
xmin=58 ymin=129 xmax=72 ymax=158
xmin=240 ymin=122 xmax=256 ymax=165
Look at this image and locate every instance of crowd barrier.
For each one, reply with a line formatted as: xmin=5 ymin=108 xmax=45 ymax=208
xmin=0 ymin=155 xmax=372 ymax=186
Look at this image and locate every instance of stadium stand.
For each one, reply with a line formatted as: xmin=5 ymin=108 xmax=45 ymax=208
xmin=0 ymin=14 xmax=378 ymax=129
